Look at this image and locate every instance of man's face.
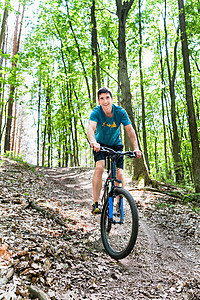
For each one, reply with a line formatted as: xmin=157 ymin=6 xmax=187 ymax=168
xmin=98 ymin=93 xmax=113 ymax=113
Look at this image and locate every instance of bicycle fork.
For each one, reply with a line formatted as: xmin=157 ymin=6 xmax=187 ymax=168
xmin=108 ymin=160 xmax=124 ymax=223
xmin=109 ymin=193 xmax=124 ymax=223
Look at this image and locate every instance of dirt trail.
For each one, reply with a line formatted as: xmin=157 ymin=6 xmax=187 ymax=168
xmin=45 ymin=167 xmax=200 ymax=299
xmin=0 ymin=160 xmax=199 ymax=299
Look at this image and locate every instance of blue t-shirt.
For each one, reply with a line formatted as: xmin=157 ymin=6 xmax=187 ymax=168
xmin=89 ymin=104 xmax=131 ymax=146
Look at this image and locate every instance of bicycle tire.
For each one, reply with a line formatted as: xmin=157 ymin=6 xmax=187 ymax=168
xmin=101 ymin=187 xmax=138 ymax=260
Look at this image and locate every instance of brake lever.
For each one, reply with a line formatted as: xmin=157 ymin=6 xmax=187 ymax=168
xmin=127 ymin=152 xmax=137 ymax=158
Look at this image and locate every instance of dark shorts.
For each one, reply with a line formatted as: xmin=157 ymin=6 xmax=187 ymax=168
xmin=93 ymin=143 xmax=124 ymax=169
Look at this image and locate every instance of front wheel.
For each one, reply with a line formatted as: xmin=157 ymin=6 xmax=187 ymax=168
xmin=100 ymin=187 xmax=138 ymax=260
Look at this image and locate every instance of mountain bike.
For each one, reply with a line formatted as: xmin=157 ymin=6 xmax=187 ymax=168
xmin=100 ymin=146 xmax=139 ymax=260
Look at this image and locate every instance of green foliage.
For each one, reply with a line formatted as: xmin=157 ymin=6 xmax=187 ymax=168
xmin=192 ymin=206 xmax=200 ymax=213
xmin=182 ymin=193 xmax=200 ymax=204
xmin=0 ymin=0 xmax=198 ymax=191
xmin=156 ymin=202 xmax=176 ymax=209
xmin=4 ymin=151 xmax=26 ymax=163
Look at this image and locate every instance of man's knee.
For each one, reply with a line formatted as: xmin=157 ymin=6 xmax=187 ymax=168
xmin=95 ymin=160 xmax=105 ymax=176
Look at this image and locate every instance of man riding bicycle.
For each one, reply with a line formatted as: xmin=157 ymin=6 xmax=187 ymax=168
xmin=87 ymin=86 xmax=142 ymax=214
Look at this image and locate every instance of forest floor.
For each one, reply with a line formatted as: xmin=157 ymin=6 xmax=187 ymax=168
xmin=0 ymin=156 xmax=200 ymax=300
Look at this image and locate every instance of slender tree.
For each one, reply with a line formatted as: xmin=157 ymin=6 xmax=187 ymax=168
xmin=37 ymin=74 xmax=41 ymax=166
xmin=0 ymin=0 xmax=9 ymax=49
xmin=10 ymin=100 xmax=17 ymax=152
xmin=46 ymin=82 xmax=52 ymax=167
xmin=91 ymin=0 xmax=101 ymax=106
xmin=138 ymin=0 xmax=150 ymax=172
xmin=158 ymin=30 xmax=169 ymax=178
xmin=0 ymin=0 xmax=9 ymax=149
xmin=116 ymin=0 xmax=150 ymax=184
xmin=163 ymin=0 xmax=184 ymax=182
xmin=4 ymin=2 xmax=25 ymax=152
xmin=178 ymin=0 xmax=200 ymax=193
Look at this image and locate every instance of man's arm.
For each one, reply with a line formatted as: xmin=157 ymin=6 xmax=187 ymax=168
xmin=125 ymin=124 xmax=142 ymax=158
xmin=87 ymin=120 xmax=100 ymax=152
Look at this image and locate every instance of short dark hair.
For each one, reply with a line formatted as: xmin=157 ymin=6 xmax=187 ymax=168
xmin=97 ymin=87 xmax=113 ymax=99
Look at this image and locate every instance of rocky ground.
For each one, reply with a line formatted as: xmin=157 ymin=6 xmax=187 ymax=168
xmin=0 ymin=156 xmax=199 ymax=299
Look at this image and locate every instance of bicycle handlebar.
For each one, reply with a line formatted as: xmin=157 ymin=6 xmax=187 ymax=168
xmin=100 ymin=146 xmax=137 ymax=158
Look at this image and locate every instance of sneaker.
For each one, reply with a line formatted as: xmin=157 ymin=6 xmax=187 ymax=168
xmin=92 ymin=202 xmax=101 ymax=214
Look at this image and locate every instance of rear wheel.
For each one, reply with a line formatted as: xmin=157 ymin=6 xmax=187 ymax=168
xmin=101 ymin=187 xmax=138 ymax=260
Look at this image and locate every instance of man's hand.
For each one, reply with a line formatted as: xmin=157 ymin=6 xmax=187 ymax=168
xmin=91 ymin=141 xmax=101 ymax=152
xmin=134 ymin=149 xmax=142 ymax=159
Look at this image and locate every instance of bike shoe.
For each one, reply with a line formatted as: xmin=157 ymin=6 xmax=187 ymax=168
xmin=92 ymin=202 xmax=101 ymax=214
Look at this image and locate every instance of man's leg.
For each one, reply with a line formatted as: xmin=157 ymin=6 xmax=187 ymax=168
xmin=116 ymin=168 xmax=125 ymax=187
xmin=92 ymin=160 xmax=105 ymax=213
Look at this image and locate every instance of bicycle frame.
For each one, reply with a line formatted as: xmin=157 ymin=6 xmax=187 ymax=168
xmin=100 ymin=146 xmax=136 ymax=222
xmin=103 ymin=154 xmax=124 ymax=222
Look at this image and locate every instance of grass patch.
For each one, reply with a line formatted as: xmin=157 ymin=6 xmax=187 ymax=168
xmin=3 ymin=151 xmax=36 ymax=171
xmin=156 ymin=202 xmax=176 ymax=209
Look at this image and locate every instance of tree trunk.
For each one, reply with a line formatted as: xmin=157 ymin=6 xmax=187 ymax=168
xmin=0 ymin=104 xmax=3 ymax=149
xmin=0 ymin=81 xmax=6 ymax=149
xmin=57 ymin=132 xmax=61 ymax=167
xmin=42 ymin=84 xmax=52 ymax=168
xmin=66 ymin=83 xmax=76 ymax=166
xmin=0 ymin=31 xmax=7 ymax=149
xmin=0 ymin=1 xmax=8 ymax=134
xmin=116 ymin=0 xmax=150 ymax=184
xmin=17 ymin=117 xmax=23 ymax=155
xmin=73 ymin=107 xmax=79 ymax=166
xmin=164 ymin=1 xmax=184 ymax=183
xmin=178 ymin=0 xmax=200 ymax=193
xmin=91 ymin=0 xmax=101 ymax=106
xmin=64 ymin=135 xmax=69 ymax=167
xmin=69 ymin=84 xmax=79 ymax=166
xmin=10 ymin=100 xmax=17 ymax=152
xmin=4 ymin=85 xmax=15 ymax=152
xmin=158 ymin=30 xmax=169 ymax=178
xmin=42 ymin=123 xmax=46 ymax=167
xmin=37 ymin=75 xmax=41 ymax=166
xmin=4 ymin=3 xmax=25 ymax=152
xmin=0 ymin=0 xmax=8 ymax=49
xmin=14 ymin=112 xmax=18 ymax=154
xmin=46 ymin=84 xmax=51 ymax=168
xmin=138 ymin=0 xmax=150 ymax=172
xmin=154 ymin=135 xmax=159 ymax=175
